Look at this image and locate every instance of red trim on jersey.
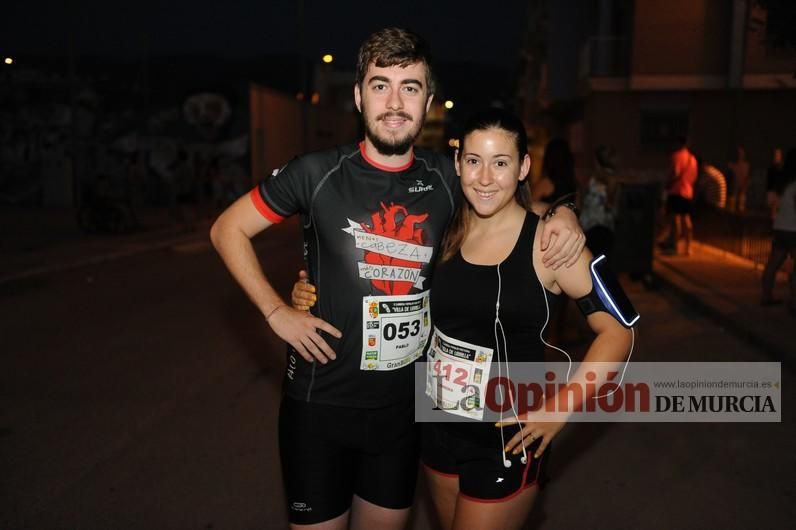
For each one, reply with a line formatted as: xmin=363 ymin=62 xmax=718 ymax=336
xmin=249 ymin=188 xmax=285 ymax=223
xmin=359 ymin=141 xmax=414 ymax=172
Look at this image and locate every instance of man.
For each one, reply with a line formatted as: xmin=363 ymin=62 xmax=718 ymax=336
xmin=210 ymin=28 xmax=583 ymax=530
xmin=660 ymin=136 xmax=698 ymax=255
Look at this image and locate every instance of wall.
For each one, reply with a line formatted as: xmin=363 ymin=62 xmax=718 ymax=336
xmin=631 ymin=0 xmax=731 ymax=76
xmin=582 ymin=88 xmax=796 ymax=184
xmin=249 ymin=84 xmax=358 ymax=183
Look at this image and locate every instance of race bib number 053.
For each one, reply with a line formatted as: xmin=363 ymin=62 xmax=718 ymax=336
xmin=425 ymin=327 xmax=494 ymax=420
xmin=361 ymin=291 xmax=430 ymax=371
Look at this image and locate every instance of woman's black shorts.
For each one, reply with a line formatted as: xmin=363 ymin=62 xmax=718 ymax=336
xmin=421 ymin=422 xmax=549 ymax=502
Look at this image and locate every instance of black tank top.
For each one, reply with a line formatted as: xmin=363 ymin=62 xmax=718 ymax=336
xmin=429 ymin=211 xmax=556 ymax=440
xmin=431 ymin=211 xmax=550 ymax=363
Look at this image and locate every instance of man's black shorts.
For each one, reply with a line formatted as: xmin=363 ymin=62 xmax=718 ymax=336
xmin=278 ymin=396 xmax=419 ymax=525
xmin=666 ymin=194 xmax=694 ymax=215
xmin=421 ymin=423 xmax=549 ymax=502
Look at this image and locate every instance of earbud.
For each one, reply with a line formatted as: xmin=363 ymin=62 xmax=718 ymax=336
xmin=520 ymin=455 xmax=528 ymax=464
xmin=503 ymin=458 xmax=512 ymax=468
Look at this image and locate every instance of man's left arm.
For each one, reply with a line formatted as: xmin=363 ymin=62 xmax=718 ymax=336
xmin=531 ymin=200 xmax=585 ymax=270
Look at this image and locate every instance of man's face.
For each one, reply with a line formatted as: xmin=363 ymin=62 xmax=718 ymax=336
xmin=354 ymin=61 xmax=433 ymax=156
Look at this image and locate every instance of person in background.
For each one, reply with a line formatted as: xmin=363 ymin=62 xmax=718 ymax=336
xmin=761 ymin=147 xmax=796 ymax=313
xmin=580 ymin=145 xmax=617 ymax=261
xmin=659 ymin=136 xmax=698 ymax=256
xmin=766 ymin=147 xmax=785 ymax=221
xmin=728 ymin=145 xmax=751 ymax=212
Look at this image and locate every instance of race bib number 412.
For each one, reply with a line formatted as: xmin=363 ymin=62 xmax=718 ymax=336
xmin=360 ymin=291 xmax=431 ymax=371
xmin=425 ymin=327 xmax=494 ymax=420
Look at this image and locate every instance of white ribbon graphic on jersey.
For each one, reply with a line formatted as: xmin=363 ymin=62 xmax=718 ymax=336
xmin=342 ymin=219 xmax=432 ymax=289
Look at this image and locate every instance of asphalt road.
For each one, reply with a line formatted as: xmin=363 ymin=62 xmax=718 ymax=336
xmin=1 ymin=218 xmax=793 ymax=529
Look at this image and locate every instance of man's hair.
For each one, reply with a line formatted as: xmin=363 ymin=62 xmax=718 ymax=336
xmin=355 ymin=27 xmax=435 ymax=95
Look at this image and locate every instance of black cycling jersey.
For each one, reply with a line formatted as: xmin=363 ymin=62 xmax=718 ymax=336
xmin=253 ymin=142 xmax=459 ymax=407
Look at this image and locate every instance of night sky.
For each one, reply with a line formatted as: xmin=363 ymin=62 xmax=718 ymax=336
xmin=3 ymin=0 xmax=531 ymax=70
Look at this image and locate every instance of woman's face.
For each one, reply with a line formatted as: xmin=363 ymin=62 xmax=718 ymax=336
xmin=455 ymin=128 xmax=531 ymax=219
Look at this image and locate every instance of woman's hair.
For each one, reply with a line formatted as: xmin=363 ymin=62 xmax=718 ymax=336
xmin=355 ymin=27 xmax=435 ymax=95
xmin=439 ymin=108 xmax=531 ymax=262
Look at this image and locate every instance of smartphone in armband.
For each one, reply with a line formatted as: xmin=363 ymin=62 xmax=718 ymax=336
xmin=577 ymin=254 xmax=640 ymax=328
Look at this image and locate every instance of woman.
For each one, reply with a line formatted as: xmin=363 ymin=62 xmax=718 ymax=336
xmin=418 ymin=109 xmax=632 ymax=530
xmin=294 ymin=109 xmax=633 ymax=529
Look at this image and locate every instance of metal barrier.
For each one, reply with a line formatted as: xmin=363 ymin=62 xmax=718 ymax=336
xmin=694 ymin=207 xmax=787 ymax=271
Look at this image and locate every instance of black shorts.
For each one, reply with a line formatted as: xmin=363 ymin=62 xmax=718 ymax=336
xmin=278 ymin=396 xmax=419 ymax=525
xmin=666 ymin=194 xmax=694 ymax=215
xmin=421 ymin=423 xmax=549 ymax=502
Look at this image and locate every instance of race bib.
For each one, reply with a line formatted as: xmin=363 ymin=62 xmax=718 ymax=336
xmin=361 ymin=291 xmax=431 ymax=371
xmin=425 ymin=327 xmax=494 ymax=420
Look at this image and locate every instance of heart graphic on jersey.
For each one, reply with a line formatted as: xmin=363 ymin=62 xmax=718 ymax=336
xmin=362 ymin=202 xmax=428 ymax=295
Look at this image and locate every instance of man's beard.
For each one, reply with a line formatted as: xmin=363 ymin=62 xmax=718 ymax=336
xmin=363 ymin=110 xmax=425 ymax=156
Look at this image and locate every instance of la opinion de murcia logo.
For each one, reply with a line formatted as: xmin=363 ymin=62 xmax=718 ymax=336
xmin=409 ymin=180 xmax=434 ymax=193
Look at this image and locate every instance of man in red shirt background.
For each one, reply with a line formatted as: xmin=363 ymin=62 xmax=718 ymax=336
xmin=660 ymin=136 xmax=698 ymax=255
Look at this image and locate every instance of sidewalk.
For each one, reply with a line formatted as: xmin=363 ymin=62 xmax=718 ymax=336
xmin=0 ymin=206 xmax=211 ymax=285
xmin=652 ymin=241 xmax=794 ymax=367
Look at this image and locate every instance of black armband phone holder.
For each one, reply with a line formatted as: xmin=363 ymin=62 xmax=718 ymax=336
xmin=576 ymin=254 xmax=640 ymax=328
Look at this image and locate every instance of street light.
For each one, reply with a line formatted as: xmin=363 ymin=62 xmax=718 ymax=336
xmin=4 ymin=57 xmax=13 ymax=65
xmin=322 ymin=54 xmax=333 ymax=64
xmin=444 ymin=100 xmax=454 ymax=109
